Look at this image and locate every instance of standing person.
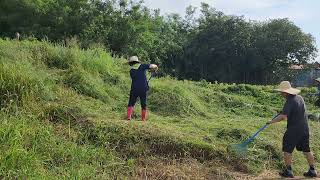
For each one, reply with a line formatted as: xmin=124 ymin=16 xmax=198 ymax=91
xmin=313 ymin=78 xmax=320 ymax=107
xmin=266 ymin=81 xmax=317 ymax=178
xmin=15 ymin=32 xmax=20 ymax=41
xmin=127 ymin=56 xmax=158 ymax=121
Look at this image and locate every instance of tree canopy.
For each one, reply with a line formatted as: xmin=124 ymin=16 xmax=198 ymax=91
xmin=0 ymin=0 xmax=317 ymax=84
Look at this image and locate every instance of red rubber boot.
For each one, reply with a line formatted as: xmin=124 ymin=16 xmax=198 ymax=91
xmin=127 ymin=106 xmax=133 ymax=121
xmin=141 ymin=109 xmax=147 ymax=121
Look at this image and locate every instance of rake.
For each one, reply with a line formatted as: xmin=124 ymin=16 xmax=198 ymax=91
xmin=228 ymin=114 xmax=279 ymax=156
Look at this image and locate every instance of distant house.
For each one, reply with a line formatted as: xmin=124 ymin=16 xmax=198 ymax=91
xmin=291 ymin=63 xmax=320 ymax=87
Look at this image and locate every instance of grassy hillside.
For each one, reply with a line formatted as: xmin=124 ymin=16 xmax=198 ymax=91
xmin=0 ymin=39 xmax=319 ymax=179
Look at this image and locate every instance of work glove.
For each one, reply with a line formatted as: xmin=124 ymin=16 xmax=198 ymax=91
xmin=153 ymin=66 xmax=159 ymax=72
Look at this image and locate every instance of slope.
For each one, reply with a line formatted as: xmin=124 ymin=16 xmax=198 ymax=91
xmin=0 ymin=39 xmax=319 ymax=179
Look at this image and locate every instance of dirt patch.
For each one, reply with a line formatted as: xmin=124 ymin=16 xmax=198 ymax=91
xmin=133 ymin=158 xmax=226 ymax=179
xmin=131 ymin=158 xmax=306 ymax=180
xmin=131 ymin=157 xmax=260 ymax=180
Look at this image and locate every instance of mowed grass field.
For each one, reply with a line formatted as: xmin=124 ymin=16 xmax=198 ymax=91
xmin=0 ymin=39 xmax=319 ymax=179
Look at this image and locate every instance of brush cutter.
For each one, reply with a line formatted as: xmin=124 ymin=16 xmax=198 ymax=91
xmin=148 ymin=71 xmax=158 ymax=83
xmin=228 ymin=114 xmax=279 ymax=155
xmin=148 ymin=72 xmax=154 ymax=83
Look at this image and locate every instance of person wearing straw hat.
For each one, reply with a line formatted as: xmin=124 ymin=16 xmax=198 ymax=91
xmin=127 ymin=56 xmax=158 ymax=121
xmin=312 ymin=78 xmax=320 ymax=95
xmin=313 ymin=78 xmax=320 ymax=107
xmin=266 ymin=81 xmax=317 ymax=178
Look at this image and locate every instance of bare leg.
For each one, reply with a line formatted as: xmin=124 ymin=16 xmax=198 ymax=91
xmin=303 ymin=152 xmax=315 ymax=166
xmin=303 ymin=152 xmax=317 ymax=177
xmin=279 ymin=152 xmax=294 ymax=178
xmin=284 ymin=152 xmax=293 ymax=166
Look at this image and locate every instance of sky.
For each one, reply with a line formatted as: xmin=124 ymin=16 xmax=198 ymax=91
xmin=143 ymin=0 xmax=320 ymax=62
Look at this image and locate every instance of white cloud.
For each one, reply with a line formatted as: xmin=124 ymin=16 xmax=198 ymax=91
xmin=187 ymin=0 xmax=314 ymax=22
xmin=190 ymin=0 xmax=290 ymax=13
xmin=316 ymin=54 xmax=320 ymax=62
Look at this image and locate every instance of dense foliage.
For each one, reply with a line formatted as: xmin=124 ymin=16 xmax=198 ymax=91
xmin=0 ymin=0 xmax=317 ymax=84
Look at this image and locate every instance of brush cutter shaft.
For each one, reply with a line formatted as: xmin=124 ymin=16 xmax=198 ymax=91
xmin=148 ymin=72 xmax=157 ymax=83
xmin=148 ymin=75 xmax=152 ymax=82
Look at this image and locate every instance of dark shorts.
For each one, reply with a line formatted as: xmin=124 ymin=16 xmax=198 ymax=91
xmin=128 ymin=90 xmax=147 ymax=109
xmin=282 ymin=129 xmax=310 ymax=153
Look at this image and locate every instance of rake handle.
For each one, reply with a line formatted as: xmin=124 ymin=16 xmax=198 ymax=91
xmin=243 ymin=124 xmax=268 ymax=144
xmin=243 ymin=114 xmax=279 ymax=144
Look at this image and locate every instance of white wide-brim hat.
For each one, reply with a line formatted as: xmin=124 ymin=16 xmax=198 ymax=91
xmin=275 ymin=81 xmax=300 ymax=95
xmin=128 ymin=56 xmax=140 ymax=63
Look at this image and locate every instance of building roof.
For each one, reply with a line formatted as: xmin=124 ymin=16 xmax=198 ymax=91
xmin=289 ymin=63 xmax=320 ymax=70
xmin=289 ymin=64 xmax=304 ymax=70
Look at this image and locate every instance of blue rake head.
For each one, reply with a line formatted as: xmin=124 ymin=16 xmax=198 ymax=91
xmin=228 ymin=141 xmax=250 ymax=156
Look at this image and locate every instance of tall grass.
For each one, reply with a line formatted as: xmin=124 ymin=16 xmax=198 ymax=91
xmin=0 ymin=39 xmax=319 ymax=178
xmin=0 ymin=112 xmax=131 ymax=179
xmin=0 ymin=61 xmax=50 ymax=111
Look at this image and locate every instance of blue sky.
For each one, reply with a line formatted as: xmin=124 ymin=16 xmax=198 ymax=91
xmin=143 ymin=0 xmax=320 ymax=62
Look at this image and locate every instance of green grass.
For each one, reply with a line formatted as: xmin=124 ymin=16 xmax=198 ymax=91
xmin=0 ymin=39 xmax=319 ymax=179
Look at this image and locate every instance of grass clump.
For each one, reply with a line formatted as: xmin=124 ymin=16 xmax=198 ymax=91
xmin=149 ymin=80 xmax=207 ymax=117
xmin=217 ymin=128 xmax=250 ymax=141
xmin=0 ymin=61 xmax=50 ymax=109
xmin=64 ymin=67 xmax=111 ymax=103
xmin=44 ymin=103 xmax=89 ymax=126
xmin=45 ymin=47 xmax=79 ymax=69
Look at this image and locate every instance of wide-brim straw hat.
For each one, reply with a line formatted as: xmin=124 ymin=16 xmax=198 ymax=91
xmin=128 ymin=56 xmax=140 ymax=63
xmin=314 ymin=78 xmax=320 ymax=83
xmin=275 ymin=81 xmax=300 ymax=95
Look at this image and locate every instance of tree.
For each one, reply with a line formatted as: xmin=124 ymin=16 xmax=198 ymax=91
xmin=0 ymin=1 xmax=317 ymax=84
xmin=173 ymin=3 xmax=317 ymax=84
xmin=251 ymin=19 xmax=318 ymax=83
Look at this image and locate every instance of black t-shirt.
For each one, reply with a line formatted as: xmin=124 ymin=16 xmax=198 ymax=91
xmin=282 ymin=95 xmax=309 ymax=131
xmin=130 ymin=64 xmax=150 ymax=92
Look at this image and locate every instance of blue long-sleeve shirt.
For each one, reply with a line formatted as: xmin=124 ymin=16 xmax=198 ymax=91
xmin=130 ymin=64 xmax=150 ymax=92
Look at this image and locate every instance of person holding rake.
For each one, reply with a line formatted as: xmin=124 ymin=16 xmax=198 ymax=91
xmin=266 ymin=81 xmax=317 ymax=178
